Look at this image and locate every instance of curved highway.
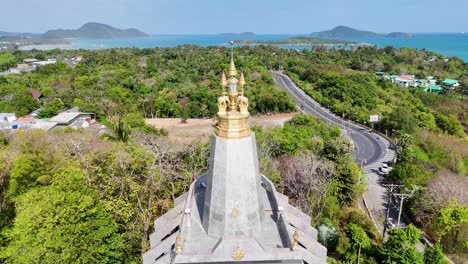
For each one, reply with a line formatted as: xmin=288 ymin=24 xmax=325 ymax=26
xmin=272 ymin=71 xmax=387 ymax=166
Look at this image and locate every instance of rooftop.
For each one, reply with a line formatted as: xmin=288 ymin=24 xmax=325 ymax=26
xmin=49 ymin=112 xmax=92 ymax=124
xmin=31 ymin=121 xmax=57 ymax=131
xmin=442 ymin=79 xmax=459 ymax=85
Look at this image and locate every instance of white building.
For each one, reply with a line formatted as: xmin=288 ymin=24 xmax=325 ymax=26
xmin=0 ymin=113 xmax=16 ymax=123
xmin=394 ymin=75 xmax=415 ymax=88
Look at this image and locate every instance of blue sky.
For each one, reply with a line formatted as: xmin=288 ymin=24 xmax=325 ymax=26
xmin=2 ymin=0 xmax=468 ymax=34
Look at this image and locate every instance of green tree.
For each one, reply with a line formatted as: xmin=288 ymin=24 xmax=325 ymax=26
xmin=38 ymin=98 xmax=64 ymax=118
xmin=6 ymin=154 xmax=47 ymax=199
xmin=380 ymin=225 xmax=423 ymax=264
xmin=388 ymin=162 xmax=434 ymax=188
xmin=424 ymin=242 xmax=449 ymax=264
xmin=104 ymin=115 xmax=131 ymax=142
xmin=433 ymin=201 xmax=468 ymax=245
xmin=346 ymin=223 xmax=371 ymax=263
xmin=384 ymin=107 xmax=417 ymax=134
xmin=1 ymin=166 xmax=129 ymax=264
xmin=433 ymin=112 xmax=465 ymax=138
xmin=0 ymin=54 xmax=16 ymax=71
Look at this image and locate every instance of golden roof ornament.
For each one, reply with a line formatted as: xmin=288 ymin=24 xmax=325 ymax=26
xmin=231 ymin=208 xmax=239 ymax=217
xmin=215 ymin=41 xmax=251 ymax=139
xmin=175 ymin=233 xmax=183 ymax=254
xmin=292 ymin=231 xmax=299 ymax=251
xmin=231 ymin=246 xmax=245 ymax=260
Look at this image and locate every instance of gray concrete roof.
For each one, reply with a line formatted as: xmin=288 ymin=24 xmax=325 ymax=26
xmin=49 ymin=112 xmax=91 ymax=124
xmin=143 ymin=134 xmax=327 ymax=264
xmin=31 ymin=121 xmax=57 ymax=131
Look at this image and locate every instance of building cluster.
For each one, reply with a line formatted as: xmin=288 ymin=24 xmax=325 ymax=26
xmin=0 ymin=57 xmax=83 ymax=76
xmin=0 ymin=107 xmax=96 ymax=132
xmin=376 ymin=72 xmax=460 ymax=93
xmin=0 ymin=41 xmax=14 ymax=51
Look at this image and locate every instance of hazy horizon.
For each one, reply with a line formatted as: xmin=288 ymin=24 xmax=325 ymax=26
xmin=1 ymin=0 xmax=467 ymax=34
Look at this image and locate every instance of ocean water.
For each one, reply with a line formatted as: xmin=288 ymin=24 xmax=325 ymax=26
xmin=66 ymin=34 xmax=292 ymax=49
xmin=57 ymin=34 xmax=468 ymax=61
xmin=342 ymin=33 xmax=468 ymax=61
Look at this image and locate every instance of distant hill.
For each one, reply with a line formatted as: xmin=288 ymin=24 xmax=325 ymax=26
xmin=311 ymin=26 xmax=382 ymax=38
xmin=311 ymin=26 xmax=413 ymax=38
xmin=238 ymin=36 xmax=365 ymax=46
xmin=42 ymin=22 xmax=149 ymax=39
xmin=387 ymin=32 xmax=415 ymax=37
xmin=0 ymin=31 xmax=41 ymax=38
xmin=221 ymin=32 xmax=255 ymax=36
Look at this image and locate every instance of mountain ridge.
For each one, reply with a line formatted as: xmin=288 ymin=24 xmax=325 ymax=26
xmin=42 ymin=22 xmax=149 ymax=39
xmin=311 ymin=26 xmax=414 ymax=38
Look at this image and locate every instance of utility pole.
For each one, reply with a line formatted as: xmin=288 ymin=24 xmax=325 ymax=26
xmin=394 ymin=193 xmax=412 ymax=228
xmin=382 ymin=184 xmax=403 ymax=237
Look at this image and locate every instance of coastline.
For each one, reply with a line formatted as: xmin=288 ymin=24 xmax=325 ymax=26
xmin=12 ymin=34 xmax=468 ymax=61
xmin=18 ymin=43 xmax=72 ymax=50
xmin=239 ymin=42 xmax=374 ymax=47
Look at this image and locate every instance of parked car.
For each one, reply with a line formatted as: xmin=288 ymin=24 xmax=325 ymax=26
xmin=379 ymin=163 xmax=389 ymax=174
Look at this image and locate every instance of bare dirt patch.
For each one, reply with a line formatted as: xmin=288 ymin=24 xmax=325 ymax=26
xmin=146 ymin=112 xmax=299 ymax=144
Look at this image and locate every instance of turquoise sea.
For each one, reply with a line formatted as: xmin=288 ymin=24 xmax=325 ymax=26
xmin=64 ymin=34 xmax=468 ymax=61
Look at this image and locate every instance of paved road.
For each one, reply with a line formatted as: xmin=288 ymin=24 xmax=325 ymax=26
xmin=272 ymin=72 xmax=444 ymax=258
xmin=272 ymin=71 xmax=397 ymax=230
xmin=272 ymin=71 xmax=388 ymax=166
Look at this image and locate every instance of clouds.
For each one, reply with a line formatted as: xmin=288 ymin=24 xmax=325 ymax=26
xmin=1 ymin=0 xmax=467 ymax=33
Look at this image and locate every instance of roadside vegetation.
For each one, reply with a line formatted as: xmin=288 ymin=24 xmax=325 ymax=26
xmin=280 ymin=46 xmax=467 ymax=263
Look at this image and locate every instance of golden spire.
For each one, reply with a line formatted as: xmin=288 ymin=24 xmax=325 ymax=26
xmin=239 ymin=72 xmax=246 ymax=96
xmin=215 ymin=43 xmax=251 ymax=139
xmin=221 ymin=71 xmax=228 ymax=87
xmin=228 ymin=58 xmax=237 ymax=77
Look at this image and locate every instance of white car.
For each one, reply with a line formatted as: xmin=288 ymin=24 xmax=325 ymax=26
xmin=379 ymin=163 xmax=389 ymax=174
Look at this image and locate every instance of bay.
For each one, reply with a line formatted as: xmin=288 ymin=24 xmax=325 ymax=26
xmin=24 ymin=33 xmax=468 ymax=62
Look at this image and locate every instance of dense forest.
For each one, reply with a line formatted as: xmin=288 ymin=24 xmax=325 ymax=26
xmin=0 ymin=45 xmax=467 ymax=263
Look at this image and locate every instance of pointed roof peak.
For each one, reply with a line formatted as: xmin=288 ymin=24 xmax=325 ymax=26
xmin=239 ymin=71 xmax=246 ymax=86
xmin=228 ymin=59 xmax=237 ymax=77
xmin=221 ymin=71 xmax=228 ymax=87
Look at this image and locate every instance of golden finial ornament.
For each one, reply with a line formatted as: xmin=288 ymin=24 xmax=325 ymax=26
xmin=292 ymin=230 xmax=299 ymax=251
xmin=231 ymin=208 xmax=239 ymax=217
xmin=175 ymin=233 xmax=183 ymax=254
xmin=231 ymin=246 xmax=245 ymax=260
xmin=215 ymin=41 xmax=251 ymax=139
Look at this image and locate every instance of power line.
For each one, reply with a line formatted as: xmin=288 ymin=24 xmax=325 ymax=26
xmin=393 ymin=193 xmax=413 ymax=228
xmin=382 ymin=184 xmax=403 ymax=237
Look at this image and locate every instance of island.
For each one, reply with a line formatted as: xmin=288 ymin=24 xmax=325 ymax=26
xmin=311 ymin=26 xmax=414 ymax=38
xmin=387 ymin=32 xmax=415 ymax=37
xmin=221 ymin=32 xmax=255 ymax=36
xmin=237 ymin=36 xmax=372 ymax=47
xmin=42 ymin=22 xmax=149 ymax=39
